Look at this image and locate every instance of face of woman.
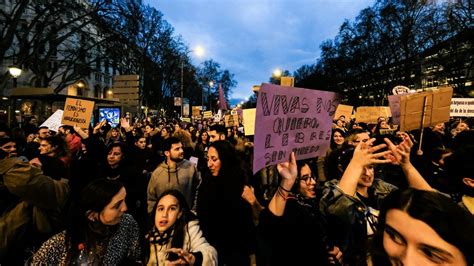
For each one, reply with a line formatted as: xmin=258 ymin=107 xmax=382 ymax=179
xmin=98 ymin=187 xmax=127 ymax=225
xmin=201 ymin=132 xmax=208 ymax=142
xmin=333 ymin=131 xmax=344 ymax=146
xmin=298 ymin=164 xmax=316 ymax=198
xmin=155 ymin=194 xmax=182 ymax=233
xmin=111 ymin=130 xmax=118 ymax=138
xmin=383 ymin=209 xmax=467 ymax=265
xmin=207 ymin=147 xmax=222 ymax=177
xmin=107 ymin=146 xmax=123 ymax=168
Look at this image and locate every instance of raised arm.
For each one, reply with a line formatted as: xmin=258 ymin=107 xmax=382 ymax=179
xmin=385 ymin=133 xmax=433 ymax=191
xmin=268 ymin=152 xmax=297 ymax=217
xmin=338 ymin=139 xmax=392 ymax=196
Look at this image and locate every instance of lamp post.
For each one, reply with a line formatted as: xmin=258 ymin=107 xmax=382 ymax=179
xmin=208 ymin=81 xmax=214 ymax=111
xmin=8 ymin=66 xmax=22 ymax=88
xmin=180 ymin=46 xmax=205 ymax=118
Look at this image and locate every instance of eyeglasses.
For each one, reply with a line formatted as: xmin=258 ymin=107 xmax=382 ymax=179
xmin=297 ymin=175 xmax=316 ymax=184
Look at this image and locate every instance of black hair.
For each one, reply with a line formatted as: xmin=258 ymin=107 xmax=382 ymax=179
xmin=209 ymin=124 xmax=226 ymax=138
xmin=370 ymin=189 xmax=474 ymax=265
xmin=208 ymin=140 xmax=246 ymax=193
xmin=43 ymin=134 xmax=69 ymax=158
xmin=148 ymin=189 xmax=197 ymax=247
xmin=330 ymin=128 xmax=347 ymax=149
xmin=444 ymin=145 xmax=474 ymax=197
xmin=65 ymin=179 xmax=124 ymax=258
xmin=163 ymin=136 xmax=181 ymax=152
xmin=293 ymin=159 xmax=313 ymax=194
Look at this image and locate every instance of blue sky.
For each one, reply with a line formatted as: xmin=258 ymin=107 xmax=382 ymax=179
xmin=146 ymin=0 xmax=374 ymax=103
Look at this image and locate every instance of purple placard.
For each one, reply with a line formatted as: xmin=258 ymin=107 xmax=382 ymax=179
xmin=253 ymin=83 xmax=340 ymax=174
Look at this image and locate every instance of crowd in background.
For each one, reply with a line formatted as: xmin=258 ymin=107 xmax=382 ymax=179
xmin=0 ymin=113 xmax=473 ymax=265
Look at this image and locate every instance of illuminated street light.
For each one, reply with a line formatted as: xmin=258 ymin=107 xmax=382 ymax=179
xmin=8 ymin=66 xmax=22 ymax=78
xmin=273 ymin=68 xmax=282 ymax=78
xmin=8 ymin=66 xmax=22 ymax=88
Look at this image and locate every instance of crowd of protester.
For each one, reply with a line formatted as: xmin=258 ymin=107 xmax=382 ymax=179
xmin=0 ymin=113 xmax=473 ymax=265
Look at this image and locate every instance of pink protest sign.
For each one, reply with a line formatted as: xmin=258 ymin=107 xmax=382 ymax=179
xmin=253 ymin=83 xmax=340 ymax=174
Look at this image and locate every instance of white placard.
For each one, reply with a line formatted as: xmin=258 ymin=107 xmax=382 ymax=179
xmin=450 ymin=98 xmax=474 ymax=117
xmin=40 ymin=109 xmax=64 ymax=132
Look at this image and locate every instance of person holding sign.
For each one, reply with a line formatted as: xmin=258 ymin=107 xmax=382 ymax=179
xmin=259 ymin=154 xmax=343 ymax=265
xmin=320 ymin=133 xmax=433 ymax=265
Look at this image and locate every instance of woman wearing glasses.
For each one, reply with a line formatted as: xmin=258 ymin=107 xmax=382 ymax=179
xmin=258 ymin=153 xmax=343 ymax=265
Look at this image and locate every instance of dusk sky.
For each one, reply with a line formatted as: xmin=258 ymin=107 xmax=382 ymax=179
xmin=146 ymin=0 xmax=374 ymax=103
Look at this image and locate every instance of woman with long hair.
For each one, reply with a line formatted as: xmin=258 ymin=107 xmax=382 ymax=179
xmin=145 ymin=189 xmax=217 ymax=265
xmin=259 ymin=155 xmax=343 ymax=265
xmin=196 ymin=140 xmax=256 ymax=266
xmin=32 ymin=179 xmax=141 ymax=264
xmin=370 ymin=189 xmax=474 ymax=265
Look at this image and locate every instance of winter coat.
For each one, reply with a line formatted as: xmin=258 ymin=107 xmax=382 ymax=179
xmin=0 ymin=158 xmax=69 ymax=262
xmin=319 ymin=178 xmax=397 ymax=265
xmin=31 ymin=214 xmax=141 ymax=265
xmin=147 ymin=220 xmax=218 ymax=265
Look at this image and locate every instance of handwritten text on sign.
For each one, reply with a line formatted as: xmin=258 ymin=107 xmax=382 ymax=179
xmin=253 ymin=83 xmax=339 ymax=174
xmin=61 ymin=98 xmax=94 ymax=129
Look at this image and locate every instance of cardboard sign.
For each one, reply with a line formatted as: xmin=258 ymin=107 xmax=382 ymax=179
xmin=280 ymin=76 xmax=294 ymax=87
xmin=181 ymin=117 xmax=191 ymax=122
xmin=192 ymin=106 xmax=202 ymax=118
xmin=253 ymin=83 xmax=339 ymax=174
xmin=61 ymin=98 xmax=94 ymax=129
xmin=203 ymin=111 xmax=213 ymax=119
xmin=242 ymin=108 xmax=256 ymax=136
xmin=224 ymin=114 xmax=239 ymax=127
xmin=40 ymin=109 xmax=64 ymax=132
xmin=450 ymin=98 xmax=474 ymax=117
xmin=389 ymin=85 xmax=453 ymax=131
xmin=355 ymin=107 xmax=392 ymax=124
xmin=334 ymin=104 xmax=353 ymax=121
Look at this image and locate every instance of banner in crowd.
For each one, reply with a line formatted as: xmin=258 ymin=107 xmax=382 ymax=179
xmin=242 ymin=108 xmax=256 ymax=136
xmin=41 ymin=109 xmax=64 ymax=132
xmin=450 ymin=98 xmax=474 ymax=117
xmin=203 ymin=111 xmax=213 ymax=119
xmin=280 ymin=76 xmax=294 ymax=87
xmin=253 ymin=83 xmax=339 ymax=174
xmin=192 ymin=106 xmax=202 ymax=118
xmin=355 ymin=106 xmax=392 ymax=123
xmin=61 ymin=98 xmax=94 ymax=129
xmin=224 ymin=114 xmax=239 ymax=127
xmin=389 ymin=85 xmax=453 ymax=131
xmin=334 ymin=104 xmax=353 ymax=121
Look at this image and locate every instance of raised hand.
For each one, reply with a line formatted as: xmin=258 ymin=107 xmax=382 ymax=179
xmin=350 ymin=138 xmax=392 ymax=168
xmin=120 ymin=118 xmax=132 ymax=132
xmin=277 ymin=152 xmax=297 ymax=184
xmin=385 ymin=132 xmax=413 ymax=166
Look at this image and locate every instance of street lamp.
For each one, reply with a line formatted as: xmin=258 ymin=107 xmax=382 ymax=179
xmin=208 ymin=81 xmax=214 ymax=111
xmin=8 ymin=66 xmax=22 ymax=88
xmin=181 ymin=46 xmax=205 ymax=118
xmin=273 ymin=68 xmax=282 ymax=78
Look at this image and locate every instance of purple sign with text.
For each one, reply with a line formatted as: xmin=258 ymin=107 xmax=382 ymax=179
xmin=253 ymin=83 xmax=340 ymax=174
